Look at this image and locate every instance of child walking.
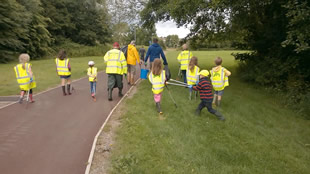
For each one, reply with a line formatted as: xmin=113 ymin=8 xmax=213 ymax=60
xmin=87 ymin=61 xmax=97 ymax=101
xmin=186 ymin=56 xmax=200 ymax=100
xmin=55 ymin=50 xmax=72 ymax=96
xmin=148 ymin=59 xmax=166 ymax=114
xmin=210 ymin=57 xmax=231 ymax=108
xmin=14 ymin=53 xmax=36 ymax=103
xmin=190 ymin=70 xmax=225 ymax=121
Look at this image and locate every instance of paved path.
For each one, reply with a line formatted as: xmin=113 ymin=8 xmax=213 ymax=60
xmin=0 ymin=71 xmax=138 ymax=174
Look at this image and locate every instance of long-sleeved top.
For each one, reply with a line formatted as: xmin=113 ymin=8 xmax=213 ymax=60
xmin=193 ymin=77 xmax=213 ymax=101
xmin=127 ymin=44 xmax=140 ymax=65
xmin=144 ymin=43 xmax=168 ymax=65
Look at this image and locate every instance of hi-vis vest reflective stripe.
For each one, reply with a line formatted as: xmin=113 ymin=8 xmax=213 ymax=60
xmin=211 ymin=67 xmax=229 ymax=91
xmin=88 ymin=67 xmax=97 ymax=82
xmin=14 ymin=63 xmax=36 ymax=90
xmin=55 ymin=58 xmax=71 ymax=76
xmin=149 ymin=70 xmax=166 ymax=94
xmin=178 ymin=51 xmax=192 ymax=70
xmin=105 ymin=50 xmax=127 ymax=75
xmin=186 ymin=66 xmax=200 ymax=85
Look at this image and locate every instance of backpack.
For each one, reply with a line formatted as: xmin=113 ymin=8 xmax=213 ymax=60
xmin=121 ymin=45 xmax=128 ymax=59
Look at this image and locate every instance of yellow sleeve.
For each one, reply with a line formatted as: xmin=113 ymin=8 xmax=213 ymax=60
xmin=190 ymin=52 xmax=193 ymax=58
xmin=134 ymin=48 xmax=140 ymax=63
xmin=104 ymin=51 xmax=109 ymax=62
xmin=87 ymin=68 xmax=91 ymax=76
xmin=224 ymin=68 xmax=231 ymax=76
xmin=120 ymin=52 xmax=127 ymax=74
xmin=177 ymin=52 xmax=182 ymax=62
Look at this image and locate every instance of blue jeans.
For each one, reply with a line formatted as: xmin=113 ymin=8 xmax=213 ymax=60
xmin=90 ymin=82 xmax=96 ymax=94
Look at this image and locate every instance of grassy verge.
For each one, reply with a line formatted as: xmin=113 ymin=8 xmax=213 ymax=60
xmin=107 ymin=50 xmax=310 ymax=173
xmin=0 ymin=56 xmax=106 ymax=96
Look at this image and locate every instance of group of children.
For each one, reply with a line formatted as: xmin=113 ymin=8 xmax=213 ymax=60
xmin=13 ymin=49 xmax=231 ymax=121
xmin=148 ymin=56 xmax=231 ymax=121
xmin=14 ymin=50 xmax=98 ymax=103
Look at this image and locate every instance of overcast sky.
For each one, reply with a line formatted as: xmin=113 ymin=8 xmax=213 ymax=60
xmin=155 ymin=20 xmax=191 ymax=38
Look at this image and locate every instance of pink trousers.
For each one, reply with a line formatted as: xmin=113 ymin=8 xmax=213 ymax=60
xmin=153 ymin=93 xmax=162 ymax=103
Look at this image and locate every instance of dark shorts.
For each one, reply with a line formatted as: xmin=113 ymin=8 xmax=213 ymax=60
xmin=214 ymin=90 xmax=224 ymax=96
xmin=60 ymin=75 xmax=71 ymax=79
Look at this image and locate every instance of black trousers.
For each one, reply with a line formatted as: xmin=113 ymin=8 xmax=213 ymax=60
xmin=197 ymin=100 xmax=216 ymax=114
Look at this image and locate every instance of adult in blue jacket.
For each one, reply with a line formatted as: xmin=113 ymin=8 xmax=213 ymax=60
xmin=144 ymin=38 xmax=168 ymax=70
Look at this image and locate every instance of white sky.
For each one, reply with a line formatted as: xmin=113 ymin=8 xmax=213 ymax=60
xmin=155 ymin=20 xmax=191 ymax=39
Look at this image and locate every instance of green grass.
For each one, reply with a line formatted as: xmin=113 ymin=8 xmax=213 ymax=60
xmin=108 ymin=51 xmax=310 ymax=174
xmin=0 ymin=56 xmax=106 ymax=96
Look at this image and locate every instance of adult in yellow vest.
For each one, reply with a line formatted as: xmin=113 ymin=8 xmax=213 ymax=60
xmin=210 ymin=57 xmax=231 ymax=108
xmin=14 ymin=53 xmax=36 ymax=103
xmin=104 ymin=42 xmax=128 ymax=101
xmin=177 ymin=44 xmax=193 ymax=83
xmin=148 ymin=59 xmax=166 ymax=114
xmin=87 ymin=61 xmax=97 ymax=101
xmin=55 ymin=50 xmax=72 ymax=96
xmin=126 ymin=41 xmax=141 ymax=85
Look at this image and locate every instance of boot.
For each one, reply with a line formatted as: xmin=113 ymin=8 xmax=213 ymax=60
xmin=18 ymin=91 xmax=25 ymax=104
xmin=118 ymin=88 xmax=123 ymax=97
xmin=108 ymin=88 xmax=113 ymax=101
xmin=29 ymin=94 xmax=35 ymax=103
xmin=67 ymin=84 xmax=71 ymax=95
xmin=62 ymin=86 xmax=67 ymax=96
xmin=214 ymin=111 xmax=225 ymax=121
xmin=156 ymin=102 xmax=163 ymax=114
xmin=195 ymin=108 xmax=201 ymax=116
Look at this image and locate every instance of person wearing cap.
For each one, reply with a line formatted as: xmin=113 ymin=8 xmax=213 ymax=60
xmin=127 ymin=41 xmax=141 ymax=85
xmin=177 ymin=44 xmax=193 ymax=83
xmin=104 ymin=42 xmax=127 ymax=101
xmin=87 ymin=60 xmax=97 ymax=101
xmin=189 ymin=70 xmax=225 ymax=121
xmin=144 ymin=38 xmax=168 ymax=70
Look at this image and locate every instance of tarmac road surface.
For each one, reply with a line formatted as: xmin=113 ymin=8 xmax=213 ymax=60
xmin=0 ymin=71 xmax=139 ymax=174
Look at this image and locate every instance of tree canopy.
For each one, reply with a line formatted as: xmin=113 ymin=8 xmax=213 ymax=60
xmin=141 ymin=0 xmax=310 ymax=99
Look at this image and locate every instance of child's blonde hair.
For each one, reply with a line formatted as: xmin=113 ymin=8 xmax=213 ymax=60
xmin=188 ymin=56 xmax=198 ymax=72
xmin=19 ymin=53 xmax=30 ymax=63
xmin=19 ymin=53 xmax=30 ymax=69
xmin=152 ymin=58 xmax=162 ymax=76
xmin=215 ymin=57 xmax=222 ymax=66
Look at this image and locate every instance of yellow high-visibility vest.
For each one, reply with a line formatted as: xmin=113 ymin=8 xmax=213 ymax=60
xmin=210 ymin=67 xmax=229 ymax=91
xmin=14 ymin=63 xmax=36 ymax=90
xmin=55 ymin=58 xmax=71 ymax=76
xmin=149 ymin=70 xmax=166 ymax=94
xmin=104 ymin=49 xmax=127 ymax=75
xmin=177 ymin=50 xmax=193 ymax=70
xmin=87 ymin=67 xmax=97 ymax=82
xmin=186 ymin=66 xmax=200 ymax=85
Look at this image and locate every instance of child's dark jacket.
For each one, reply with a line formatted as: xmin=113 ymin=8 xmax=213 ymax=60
xmin=193 ymin=77 xmax=213 ymax=101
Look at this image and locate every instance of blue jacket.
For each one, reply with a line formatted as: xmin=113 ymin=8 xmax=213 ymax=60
xmin=144 ymin=43 xmax=168 ymax=65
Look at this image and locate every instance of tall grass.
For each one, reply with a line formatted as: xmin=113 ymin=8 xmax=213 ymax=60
xmin=107 ymin=50 xmax=310 ymax=174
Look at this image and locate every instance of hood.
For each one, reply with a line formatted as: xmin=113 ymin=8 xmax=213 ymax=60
xmin=128 ymin=44 xmax=135 ymax=50
xmin=151 ymin=43 xmax=160 ymax=47
xmin=213 ymin=65 xmax=222 ymax=72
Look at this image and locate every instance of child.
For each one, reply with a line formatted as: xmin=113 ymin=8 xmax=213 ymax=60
xmin=210 ymin=57 xmax=231 ymax=108
xmin=87 ymin=61 xmax=97 ymax=101
xmin=190 ymin=70 xmax=225 ymax=121
xmin=186 ymin=56 xmax=200 ymax=100
xmin=148 ymin=58 xmax=166 ymax=114
xmin=14 ymin=53 xmax=36 ymax=103
xmin=55 ymin=50 xmax=72 ymax=96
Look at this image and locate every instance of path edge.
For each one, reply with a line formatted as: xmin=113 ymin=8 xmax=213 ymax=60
xmin=84 ymin=78 xmax=141 ymax=174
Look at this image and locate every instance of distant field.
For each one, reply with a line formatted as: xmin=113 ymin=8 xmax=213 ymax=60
xmin=106 ymin=50 xmax=310 ymax=174
xmin=0 ymin=56 xmax=106 ymax=96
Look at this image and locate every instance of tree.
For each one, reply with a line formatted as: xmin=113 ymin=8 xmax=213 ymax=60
xmin=165 ymin=35 xmax=179 ymax=48
xmin=0 ymin=0 xmax=29 ymax=63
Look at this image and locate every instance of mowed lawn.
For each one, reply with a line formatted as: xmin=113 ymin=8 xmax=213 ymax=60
xmin=108 ymin=50 xmax=310 ymax=174
xmin=0 ymin=56 xmax=106 ymax=96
